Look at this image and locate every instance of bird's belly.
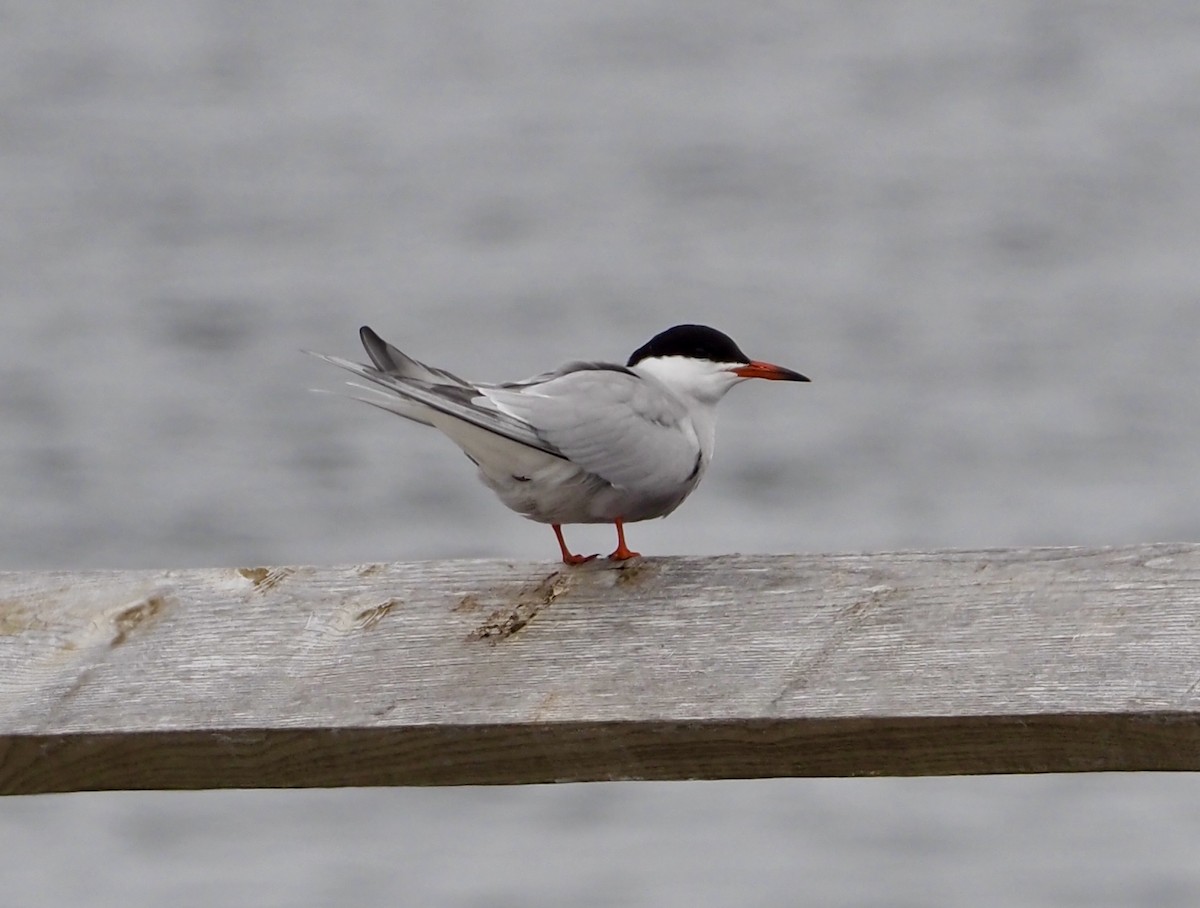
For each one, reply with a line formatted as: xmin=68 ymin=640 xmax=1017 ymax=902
xmin=477 ymin=458 xmax=697 ymax=525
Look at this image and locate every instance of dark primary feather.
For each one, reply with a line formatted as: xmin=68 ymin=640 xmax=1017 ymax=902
xmin=359 ymin=325 xmax=471 ymax=386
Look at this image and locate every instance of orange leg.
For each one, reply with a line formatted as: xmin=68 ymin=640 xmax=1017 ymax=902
xmin=553 ymin=524 xmax=597 ymax=566
xmin=607 ymin=518 xmax=641 ymax=561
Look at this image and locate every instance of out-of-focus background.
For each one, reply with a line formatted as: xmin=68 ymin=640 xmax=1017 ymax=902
xmin=3 ymin=2 xmax=1200 ymax=905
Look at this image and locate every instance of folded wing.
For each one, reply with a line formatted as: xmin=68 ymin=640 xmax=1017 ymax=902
xmin=310 ymin=339 xmax=702 ymax=494
xmin=483 ymin=366 xmax=701 ymax=493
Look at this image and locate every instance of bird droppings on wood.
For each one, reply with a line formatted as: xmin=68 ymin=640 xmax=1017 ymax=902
xmin=353 ymin=599 xmax=399 ymax=631
xmin=856 ymin=584 xmax=898 ymax=612
xmin=110 ymin=594 xmax=168 ymax=647
xmin=471 ymin=570 xmax=573 ymax=642
xmin=453 ymin=594 xmax=482 ymax=613
xmin=613 ymin=559 xmax=651 ymax=585
xmin=533 ymin=570 xmax=573 ymax=603
xmin=237 ymin=566 xmax=294 ymax=592
xmin=0 ymin=601 xmax=34 ymax=636
xmin=304 ymin=598 xmax=404 ymax=637
xmin=237 ymin=567 xmax=269 ymax=585
xmin=474 ymin=610 xmax=530 ymax=641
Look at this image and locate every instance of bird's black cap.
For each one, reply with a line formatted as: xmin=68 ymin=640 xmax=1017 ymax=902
xmin=626 ymin=324 xmax=750 ymax=367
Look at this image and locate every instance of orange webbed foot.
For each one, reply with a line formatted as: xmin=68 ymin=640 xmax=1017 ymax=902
xmin=607 ymin=519 xmax=640 ymax=561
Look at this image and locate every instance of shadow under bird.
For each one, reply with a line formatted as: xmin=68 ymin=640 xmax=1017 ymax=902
xmin=310 ymin=324 xmax=809 ymax=563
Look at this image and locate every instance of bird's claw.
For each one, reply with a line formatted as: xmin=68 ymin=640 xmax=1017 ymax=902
xmin=562 ymin=552 xmax=600 ymax=566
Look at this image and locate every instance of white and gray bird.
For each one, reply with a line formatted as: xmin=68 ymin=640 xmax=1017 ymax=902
xmin=310 ymin=324 xmax=809 ymax=563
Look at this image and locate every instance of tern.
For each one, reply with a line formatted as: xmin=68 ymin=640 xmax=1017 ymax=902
xmin=310 ymin=324 xmax=809 ymax=564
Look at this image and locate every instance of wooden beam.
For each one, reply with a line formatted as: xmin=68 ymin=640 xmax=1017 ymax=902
xmin=2 ymin=543 xmax=1199 ymax=794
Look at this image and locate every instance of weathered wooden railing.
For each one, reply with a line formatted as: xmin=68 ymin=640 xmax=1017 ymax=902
xmin=2 ymin=543 xmax=1198 ymax=795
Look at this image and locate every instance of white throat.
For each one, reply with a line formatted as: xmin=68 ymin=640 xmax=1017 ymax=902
xmin=630 ymin=355 xmax=743 ymax=406
xmin=630 ymin=355 xmax=745 ymax=467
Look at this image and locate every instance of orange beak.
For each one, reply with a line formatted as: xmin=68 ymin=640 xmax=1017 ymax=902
xmin=732 ymin=360 xmax=810 ymax=382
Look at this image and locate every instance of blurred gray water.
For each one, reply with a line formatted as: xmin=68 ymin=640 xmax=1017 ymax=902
xmin=3 ymin=2 xmax=1200 ymax=906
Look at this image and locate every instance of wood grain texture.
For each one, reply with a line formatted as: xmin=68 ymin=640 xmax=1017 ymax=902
xmin=2 ymin=543 xmax=1199 ymax=794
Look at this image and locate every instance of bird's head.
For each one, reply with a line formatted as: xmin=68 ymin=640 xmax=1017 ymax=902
xmin=626 ymin=324 xmax=809 ymax=403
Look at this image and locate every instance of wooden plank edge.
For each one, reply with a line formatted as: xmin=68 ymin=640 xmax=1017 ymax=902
xmin=4 ymin=712 xmax=1199 ymax=795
